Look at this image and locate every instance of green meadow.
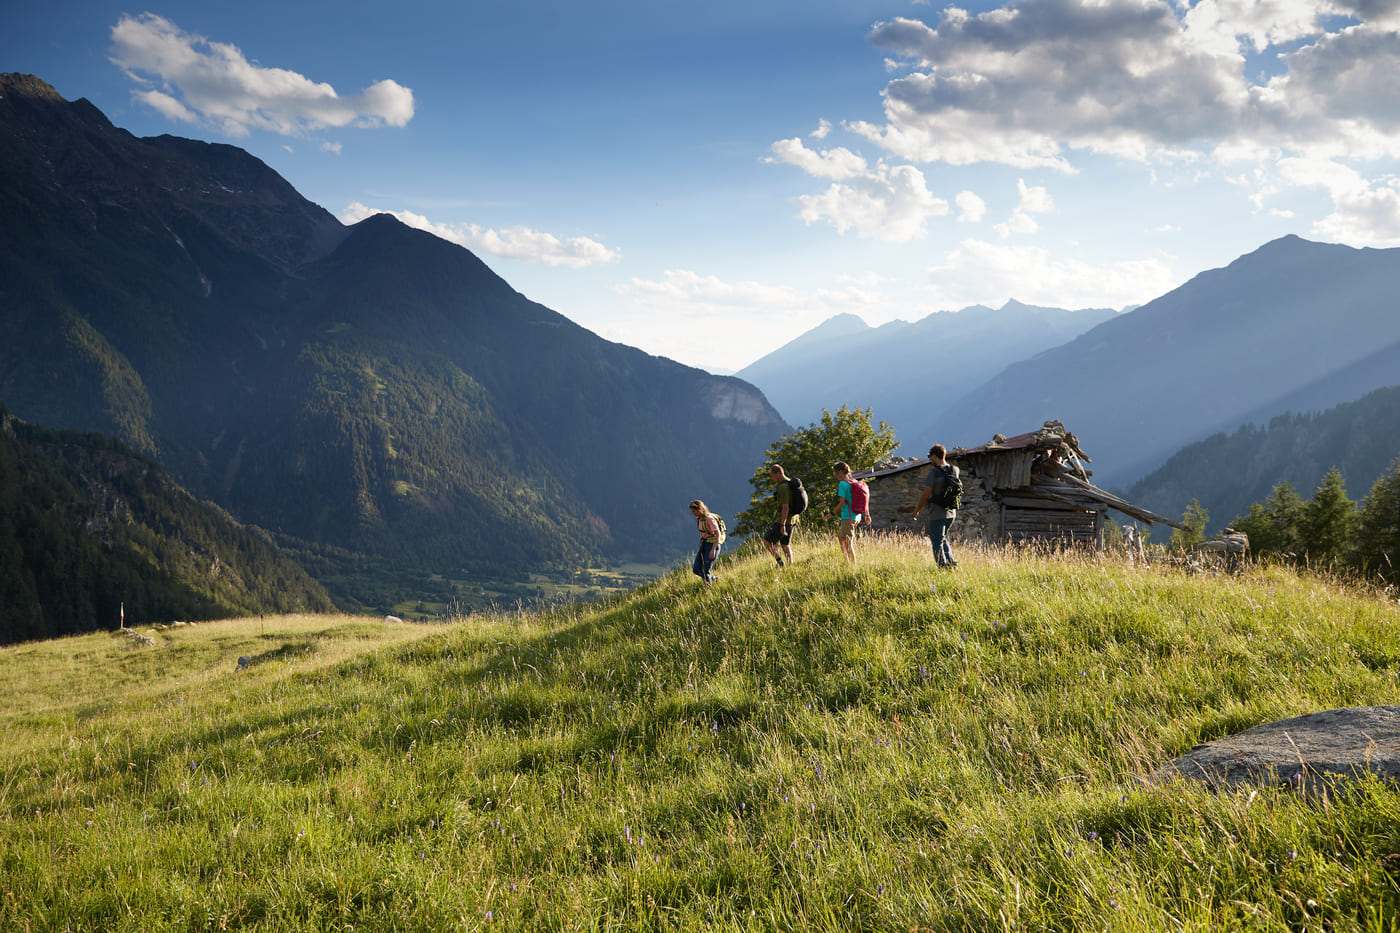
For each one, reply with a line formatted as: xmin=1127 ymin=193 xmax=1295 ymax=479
xmin=3 ymin=534 xmax=1400 ymax=931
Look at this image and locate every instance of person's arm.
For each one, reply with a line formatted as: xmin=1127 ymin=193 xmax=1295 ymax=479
xmin=707 ymin=515 xmax=720 ymax=557
xmin=912 ymin=485 xmax=932 ymax=521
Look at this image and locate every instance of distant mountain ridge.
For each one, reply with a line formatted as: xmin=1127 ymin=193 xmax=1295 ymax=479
xmin=737 ymin=301 xmax=1117 ymax=441
xmin=0 ymin=403 xmax=333 ymax=644
xmin=1126 ymin=385 xmax=1400 ymax=534
xmin=0 ymin=74 xmax=787 ymax=590
xmin=929 ymin=236 xmax=1400 ymax=487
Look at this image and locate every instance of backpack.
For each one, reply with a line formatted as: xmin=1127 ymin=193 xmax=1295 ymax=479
xmin=848 ymin=478 xmax=870 ymax=515
xmin=935 ymin=465 xmax=963 ymax=510
xmin=701 ymin=514 xmax=727 ymax=544
xmin=785 ymin=477 xmax=810 ymax=516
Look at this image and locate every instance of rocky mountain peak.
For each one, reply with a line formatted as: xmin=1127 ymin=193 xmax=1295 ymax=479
xmin=0 ymin=73 xmax=67 ymax=102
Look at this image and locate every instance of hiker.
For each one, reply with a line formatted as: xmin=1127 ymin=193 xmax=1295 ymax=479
xmin=689 ymin=499 xmax=722 ymax=584
xmin=911 ymin=443 xmax=960 ymax=568
xmin=823 ymin=461 xmax=867 ymax=565
xmin=762 ymin=464 xmax=805 ymax=567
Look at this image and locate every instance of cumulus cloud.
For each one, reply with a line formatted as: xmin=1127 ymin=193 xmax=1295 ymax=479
xmin=996 ymin=179 xmax=1054 ymax=237
xmin=797 ymin=163 xmax=951 ymax=240
xmin=109 ymin=13 xmax=414 ymax=137
xmin=1277 ymin=157 xmax=1400 ymax=243
xmin=767 ymin=137 xmax=950 ymax=240
xmin=340 ymin=203 xmax=621 ymax=267
xmin=767 ymin=137 xmax=868 ymax=180
xmin=956 ymin=190 xmax=988 ymax=222
xmin=850 ymin=0 xmax=1400 ymax=171
xmin=927 ymin=239 xmax=1180 ymax=309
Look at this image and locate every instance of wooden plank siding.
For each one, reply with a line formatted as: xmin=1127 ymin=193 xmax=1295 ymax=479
xmin=1001 ymin=504 xmax=1104 ymax=546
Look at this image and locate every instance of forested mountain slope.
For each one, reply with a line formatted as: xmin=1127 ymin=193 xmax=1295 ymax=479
xmin=0 ymin=404 xmax=332 ymax=644
xmin=1127 ymin=385 xmax=1400 ymax=532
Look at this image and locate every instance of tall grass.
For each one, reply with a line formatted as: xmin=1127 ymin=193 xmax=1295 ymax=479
xmin=3 ymin=536 xmax=1399 ymax=931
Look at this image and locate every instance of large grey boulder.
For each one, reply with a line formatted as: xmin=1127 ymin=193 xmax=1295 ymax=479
xmin=1150 ymin=706 xmax=1400 ymax=792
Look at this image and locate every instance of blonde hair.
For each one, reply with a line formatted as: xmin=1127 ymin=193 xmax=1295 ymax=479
xmin=689 ymin=499 xmax=709 ymax=516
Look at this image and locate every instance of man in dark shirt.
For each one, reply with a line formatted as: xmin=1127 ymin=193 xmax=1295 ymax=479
xmin=912 ymin=444 xmax=959 ymax=568
xmin=762 ymin=464 xmax=798 ymax=567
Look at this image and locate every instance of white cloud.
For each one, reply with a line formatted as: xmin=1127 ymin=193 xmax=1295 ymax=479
xmin=339 ymin=203 xmax=621 ymax=267
xmin=850 ymin=0 xmax=1400 ymax=172
xmin=109 ymin=13 xmax=415 ymax=137
xmin=321 ymin=141 xmax=342 ymax=154
xmin=766 ymin=136 xmax=952 ymax=239
xmin=767 ymin=137 xmax=867 ymax=180
xmin=995 ymin=178 xmax=1054 ymax=237
xmin=926 ymin=240 xmax=1180 ymax=309
xmin=1277 ymin=157 xmax=1400 ymax=243
xmin=133 ymin=88 xmax=197 ymax=123
xmin=794 ymin=162 xmax=950 ymax=241
xmin=956 ymin=190 xmax=987 ymax=222
xmin=811 ymin=119 xmax=833 ymax=139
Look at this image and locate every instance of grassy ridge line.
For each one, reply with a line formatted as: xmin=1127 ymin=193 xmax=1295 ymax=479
xmin=2 ymin=537 xmax=1400 ymax=931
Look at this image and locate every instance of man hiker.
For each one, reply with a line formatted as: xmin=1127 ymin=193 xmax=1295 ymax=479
xmin=912 ymin=443 xmax=959 ymax=568
xmin=823 ymin=461 xmax=865 ymax=565
xmin=762 ymin=464 xmax=800 ymax=567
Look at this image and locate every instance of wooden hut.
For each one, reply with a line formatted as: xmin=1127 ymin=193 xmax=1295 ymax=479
xmin=853 ymin=420 xmax=1183 ymax=548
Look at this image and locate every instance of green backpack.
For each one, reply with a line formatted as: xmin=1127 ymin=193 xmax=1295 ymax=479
xmin=935 ymin=465 xmax=963 ymax=510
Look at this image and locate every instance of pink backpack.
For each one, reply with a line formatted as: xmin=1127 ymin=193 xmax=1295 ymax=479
xmin=849 ymin=479 xmax=870 ymax=515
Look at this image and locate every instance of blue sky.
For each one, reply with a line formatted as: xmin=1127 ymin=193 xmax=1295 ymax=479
xmin=9 ymin=0 xmax=1400 ymax=372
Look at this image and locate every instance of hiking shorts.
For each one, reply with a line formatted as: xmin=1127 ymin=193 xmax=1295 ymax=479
xmin=837 ymin=518 xmax=858 ymax=540
xmin=762 ymin=521 xmax=792 ymax=546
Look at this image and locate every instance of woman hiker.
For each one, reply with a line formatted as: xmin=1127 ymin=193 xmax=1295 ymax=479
xmin=689 ymin=499 xmax=721 ymax=584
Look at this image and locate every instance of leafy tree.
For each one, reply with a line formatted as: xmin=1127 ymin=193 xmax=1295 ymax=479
xmin=1352 ymin=457 xmax=1400 ymax=582
xmin=1299 ymin=467 xmax=1356 ymax=566
xmin=1171 ymin=499 xmax=1209 ymax=552
xmin=1232 ymin=481 xmax=1305 ymax=557
xmin=734 ymin=406 xmax=898 ymax=536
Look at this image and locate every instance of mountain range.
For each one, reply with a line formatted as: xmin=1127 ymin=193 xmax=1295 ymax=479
xmin=749 ymin=236 xmax=1400 ymax=492
xmin=1126 ymin=385 xmax=1400 ymax=534
xmin=0 ymin=73 xmax=788 ymax=598
xmin=927 ymin=236 xmax=1400 ymax=487
xmin=736 ymin=301 xmax=1116 ymax=444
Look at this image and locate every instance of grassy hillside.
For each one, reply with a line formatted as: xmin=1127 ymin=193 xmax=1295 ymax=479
xmin=3 ymin=538 xmax=1400 ymax=931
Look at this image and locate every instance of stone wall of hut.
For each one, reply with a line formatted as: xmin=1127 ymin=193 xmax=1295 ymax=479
xmin=861 ymin=457 xmax=1000 ymax=544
